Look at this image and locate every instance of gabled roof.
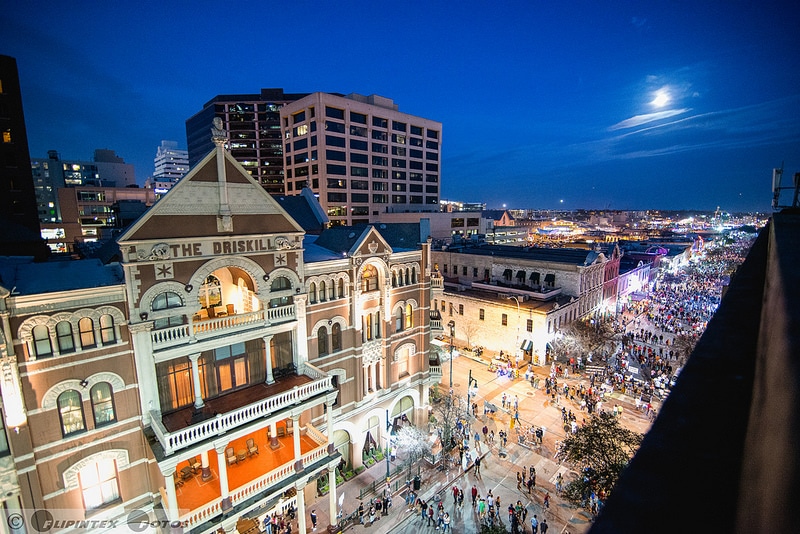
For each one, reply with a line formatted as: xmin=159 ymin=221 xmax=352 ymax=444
xmin=119 ymin=148 xmax=304 ymax=242
xmin=312 ymin=223 xmax=422 ymax=256
xmin=482 ymin=209 xmax=514 ymax=222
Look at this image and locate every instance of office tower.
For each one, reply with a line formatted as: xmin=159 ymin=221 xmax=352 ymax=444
xmin=0 ymin=55 xmax=48 ymax=259
xmin=153 ymin=139 xmax=188 ymax=181
xmin=185 ymin=88 xmax=309 ymax=194
xmin=280 ymin=92 xmax=442 ymax=226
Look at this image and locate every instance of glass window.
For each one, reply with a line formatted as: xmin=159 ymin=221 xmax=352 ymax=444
xmin=58 ymin=390 xmax=86 ymax=436
xmin=350 ymin=139 xmax=368 ymax=151
xmin=527 ymin=319 xmax=533 ymax=333
xmin=426 ymin=140 xmax=439 ymax=150
xmin=318 ymin=326 xmax=329 ymax=356
xmin=91 ymin=382 xmax=116 ymax=427
xmin=292 ymin=111 xmax=306 ymax=123
xmin=396 ymin=308 xmax=403 ymax=331
xmin=372 ymin=130 xmax=387 ymax=141
xmin=56 ymin=321 xmax=75 ymax=354
xmin=33 ymin=325 xmax=52 ymax=358
xmin=372 ymin=116 xmax=387 ymax=128
xmin=392 ymin=134 xmax=406 ymax=144
xmin=325 ymin=121 xmax=345 ymax=134
xmin=350 ymin=111 xmax=367 ymax=124
xmin=372 ymin=156 xmax=388 ymax=166
xmin=352 ymin=180 xmax=369 ymax=190
xmin=427 ymin=130 xmax=439 ymax=139
xmin=410 ymin=125 xmax=423 ymax=135
xmin=271 ymin=276 xmax=292 ymax=291
xmin=351 ymin=153 xmax=368 ymax=164
xmin=351 ymin=193 xmax=368 ymax=202
xmin=326 ymin=150 xmax=346 ymax=161
xmin=479 ymin=309 xmax=485 ymax=321
xmin=362 ymin=264 xmax=379 ymax=292
xmin=309 ymin=282 xmax=317 ymax=304
xmin=79 ymin=318 xmax=96 ymax=349
xmin=502 ymin=314 xmax=508 ymax=326
xmin=327 ymin=164 xmax=346 ymax=175
xmin=405 ymin=303 xmax=413 ymax=329
xmin=349 ymin=125 xmax=367 ymax=137
xmin=199 ymin=276 xmax=221 ymax=309
xmin=325 ymin=107 xmax=344 ymax=120
xmin=332 ymin=323 xmax=342 ymax=351
xmin=392 ymin=121 xmax=406 ymax=132
xmin=153 ymin=291 xmax=182 ymax=311
xmin=325 ymin=135 xmax=346 ymax=147
xmin=80 ymin=458 xmax=120 ymax=510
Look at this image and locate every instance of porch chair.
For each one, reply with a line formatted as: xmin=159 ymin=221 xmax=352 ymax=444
xmin=247 ymin=438 xmax=259 ymax=456
xmin=189 ymin=456 xmax=201 ymax=473
xmin=226 ymin=447 xmax=237 ymax=466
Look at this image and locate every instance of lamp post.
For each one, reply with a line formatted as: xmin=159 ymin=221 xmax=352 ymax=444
xmin=448 ymin=320 xmax=456 ymax=389
xmin=466 ymin=369 xmax=478 ymax=417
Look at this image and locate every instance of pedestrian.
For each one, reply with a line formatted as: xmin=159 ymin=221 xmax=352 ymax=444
xmin=556 ymin=473 xmax=563 ymax=495
xmin=369 ymin=504 xmax=376 ymax=524
xmin=531 ymin=514 xmax=539 ymax=534
xmin=474 ymin=454 xmax=481 ymax=475
xmin=358 ymin=501 xmax=365 ymax=524
xmin=426 ymin=503 xmax=434 ymax=526
xmin=541 ymin=518 xmax=549 ymax=533
xmin=471 ymin=485 xmax=478 ymax=506
xmin=442 ymin=511 xmax=451 ymax=532
xmin=543 ymin=492 xmax=550 ymax=511
xmin=502 ymin=392 xmax=507 ymax=408
xmin=309 ymin=510 xmax=317 ymax=531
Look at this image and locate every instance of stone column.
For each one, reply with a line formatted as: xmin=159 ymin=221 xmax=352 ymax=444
xmin=269 ymin=421 xmax=279 ymax=449
xmin=216 ymin=445 xmax=231 ymax=511
xmin=326 ymin=401 xmax=335 ymax=449
xmin=200 ymin=450 xmax=211 ymax=481
xmin=263 ymin=335 xmax=274 ymax=384
xmin=295 ymin=479 xmax=308 ymax=534
xmin=292 ymin=414 xmax=302 ymax=471
xmin=160 ymin=466 xmax=180 ymax=523
xmin=328 ymin=464 xmax=338 ymax=529
xmin=188 ymin=353 xmax=204 ymax=409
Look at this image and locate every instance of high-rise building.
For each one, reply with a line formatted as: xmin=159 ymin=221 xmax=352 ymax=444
xmin=185 ymin=88 xmax=309 ymax=194
xmin=280 ymin=92 xmax=442 ymax=226
xmin=153 ymin=139 xmax=188 ymax=181
xmin=0 ymin=55 xmax=48 ymax=259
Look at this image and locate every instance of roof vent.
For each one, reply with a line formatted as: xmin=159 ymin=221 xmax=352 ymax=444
xmin=348 ymin=232 xmax=356 ymax=238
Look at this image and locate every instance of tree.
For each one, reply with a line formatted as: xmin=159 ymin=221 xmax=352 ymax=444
xmin=430 ymin=393 xmax=469 ymax=453
xmin=672 ymin=333 xmax=698 ymax=365
xmin=551 ymin=319 xmax=619 ymax=363
xmin=394 ymin=425 xmax=432 ymax=480
xmin=556 ymin=412 xmax=643 ymax=508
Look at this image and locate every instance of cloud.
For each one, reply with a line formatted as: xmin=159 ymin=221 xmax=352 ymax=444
xmin=609 ymin=108 xmax=691 ymax=130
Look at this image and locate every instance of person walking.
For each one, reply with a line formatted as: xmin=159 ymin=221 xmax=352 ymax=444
xmin=474 ymin=454 xmax=481 ymax=475
xmin=471 ymin=484 xmax=478 ymax=506
xmin=531 ymin=514 xmax=539 ymax=534
xmin=309 ymin=510 xmax=317 ymax=531
xmin=540 ymin=518 xmax=549 ymax=533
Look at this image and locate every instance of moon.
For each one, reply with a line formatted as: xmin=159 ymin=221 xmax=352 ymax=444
xmin=651 ymin=88 xmax=670 ymax=108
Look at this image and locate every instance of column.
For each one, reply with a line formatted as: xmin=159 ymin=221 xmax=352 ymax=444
xmin=269 ymin=422 xmax=279 ymax=450
xmin=263 ymin=335 xmax=274 ymax=384
xmin=292 ymin=414 xmax=302 ymax=471
xmin=216 ymin=445 xmax=231 ymax=510
xmin=328 ymin=464 xmax=338 ymax=529
xmin=188 ymin=353 xmax=204 ymax=409
xmin=200 ymin=450 xmax=211 ymax=481
xmin=160 ymin=467 xmax=180 ymax=523
xmin=326 ymin=401 xmax=335 ymax=451
xmin=295 ymin=480 xmax=308 ymax=534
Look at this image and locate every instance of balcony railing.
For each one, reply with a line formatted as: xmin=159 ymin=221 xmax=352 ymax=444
xmin=150 ymin=369 xmax=332 ymax=456
xmin=149 ymin=305 xmax=296 ymax=351
xmin=429 ymin=365 xmax=442 ymax=376
xmin=430 ymin=274 xmax=444 ymax=291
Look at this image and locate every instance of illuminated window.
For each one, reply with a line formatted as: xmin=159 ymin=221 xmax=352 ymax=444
xmin=90 ymin=382 xmax=116 ymax=427
xmin=79 ymin=318 xmax=96 ymax=349
xmin=80 ymin=458 xmax=120 ymax=510
xmin=405 ymin=304 xmax=413 ymax=329
xmin=32 ymin=325 xmax=52 ymax=358
xmin=56 ymin=321 xmax=75 ymax=354
xmin=502 ymin=314 xmax=508 ymax=326
xmin=395 ymin=308 xmax=404 ymax=331
xmin=99 ymin=314 xmax=116 ymax=344
xmin=58 ymin=390 xmax=86 ymax=436
xmin=361 ymin=265 xmax=378 ymax=292
xmin=199 ymin=275 xmax=221 ymax=309
xmin=2 ymin=130 xmax=10 ymax=143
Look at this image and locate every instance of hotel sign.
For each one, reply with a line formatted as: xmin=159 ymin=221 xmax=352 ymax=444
xmin=132 ymin=236 xmax=296 ymax=262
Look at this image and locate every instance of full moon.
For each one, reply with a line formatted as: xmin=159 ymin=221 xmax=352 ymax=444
xmin=651 ymin=88 xmax=670 ymax=108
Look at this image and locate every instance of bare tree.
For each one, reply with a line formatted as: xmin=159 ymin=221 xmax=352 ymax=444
xmin=430 ymin=393 xmax=469 ymax=453
xmin=395 ymin=425 xmax=433 ymax=479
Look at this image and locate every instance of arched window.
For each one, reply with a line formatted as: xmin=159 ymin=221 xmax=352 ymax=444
xmin=337 ymin=279 xmax=345 ymax=299
xmin=199 ymin=275 xmax=222 ymax=309
xmin=271 ymin=276 xmax=292 ymax=291
xmin=32 ymin=325 xmax=52 ymax=358
xmin=319 ymin=281 xmax=327 ymax=302
xmin=79 ymin=318 xmax=96 ymax=349
xmin=99 ymin=314 xmax=116 ymax=344
xmin=152 ymin=291 xmax=184 ymax=329
xmin=309 ymin=282 xmax=317 ymax=304
xmin=412 ymin=267 xmax=418 ymax=284
xmin=328 ymin=281 xmax=335 ymax=301
xmin=361 ymin=265 xmax=378 ymax=292
xmin=395 ymin=308 xmax=404 ymax=331
xmin=332 ymin=323 xmax=342 ymax=352
xmin=318 ymin=326 xmax=329 ymax=356
xmin=405 ymin=303 xmax=413 ymax=329
xmin=58 ymin=390 xmax=86 ymax=436
xmin=56 ymin=321 xmax=75 ymax=354
xmin=80 ymin=458 xmax=120 ymax=510
xmin=392 ymin=272 xmax=398 ymax=287
xmin=405 ymin=268 xmax=410 ymax=285
xmin=90 ymin=382 xmax=116 ymax=427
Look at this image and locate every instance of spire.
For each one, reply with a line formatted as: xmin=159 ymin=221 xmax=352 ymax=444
xmin=211 ymin=118 xmax=233 ymax=232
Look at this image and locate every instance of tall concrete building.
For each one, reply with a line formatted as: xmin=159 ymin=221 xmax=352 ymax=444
xmin=280 ymin=92 xmax=442 ymax=226
xmin=153 ymin=140 xmax=188 ymax=181
xmin=185 ymin=88 xmax=309 ymax=194
xmin=0 ymin=55 xmax=49 ymax=259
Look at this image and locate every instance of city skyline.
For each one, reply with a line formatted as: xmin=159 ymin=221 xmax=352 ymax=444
xmin=3 ymin=1 xmax=799 ymax=213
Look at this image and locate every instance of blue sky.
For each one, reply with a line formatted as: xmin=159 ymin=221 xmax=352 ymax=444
xmin=3 ymin=1 xmax=799 ymax=212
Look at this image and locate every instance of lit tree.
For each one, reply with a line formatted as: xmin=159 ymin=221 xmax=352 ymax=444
xmin=556 ymin=412 xmax=643 ymax=508
xmin=552 ymin=319 xmax=618 ymax=363
xmin=430 ymin=393 xmax=469 ymax=453
xmin=395 ymin=425 xmax=433 ymax=479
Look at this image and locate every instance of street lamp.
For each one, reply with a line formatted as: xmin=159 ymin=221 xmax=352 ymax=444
xmin=466 ymin=369 xmax=478 ymax=416
xmin=448 ymin=320 xmax=456 ymax=389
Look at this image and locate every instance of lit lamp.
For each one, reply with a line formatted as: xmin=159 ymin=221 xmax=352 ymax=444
xmin=447 ymin=320 xmax=456 ymax=389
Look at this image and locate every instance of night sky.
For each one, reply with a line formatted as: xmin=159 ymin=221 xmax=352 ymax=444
xmin=3 ymin=1 xmax=799 ymax=212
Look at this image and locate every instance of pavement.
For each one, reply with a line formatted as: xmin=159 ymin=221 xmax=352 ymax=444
xmin=297 ymin=351 xmax=658 ymax=534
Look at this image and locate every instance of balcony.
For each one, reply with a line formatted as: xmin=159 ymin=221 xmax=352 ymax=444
xmin=151 ymin=363 xmax=332 ymax=456
xmin=150 ymin=304 xmax=296 ymax=352
xmin=430 ymin=273 xmax=444 ymax=292
xmin=430 ymin=309 xmax=443 ymax=331
xmin=166 ymin=424 xmax=331 ymax=531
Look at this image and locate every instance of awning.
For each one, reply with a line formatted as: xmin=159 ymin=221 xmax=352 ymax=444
xmin=503 ymin=268 xmax=513 ymax=277
xmin=516 ymin=270 xmax=526 ymax=280
xmin=431 ymin=338 xmax=448 ymax=347
xmin=520 ymin=339 xmax=533 ymax=351
xmin=529 ymin=272 xmax=540 ymax=283
xmin=544 ymin=273 xmax=555 ymax=282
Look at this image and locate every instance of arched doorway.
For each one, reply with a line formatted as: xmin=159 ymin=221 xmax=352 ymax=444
xmin=334 ymin=429 xmax=351 ymax=468
xmin=391 ymin=395 xmax=415 ymax=429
